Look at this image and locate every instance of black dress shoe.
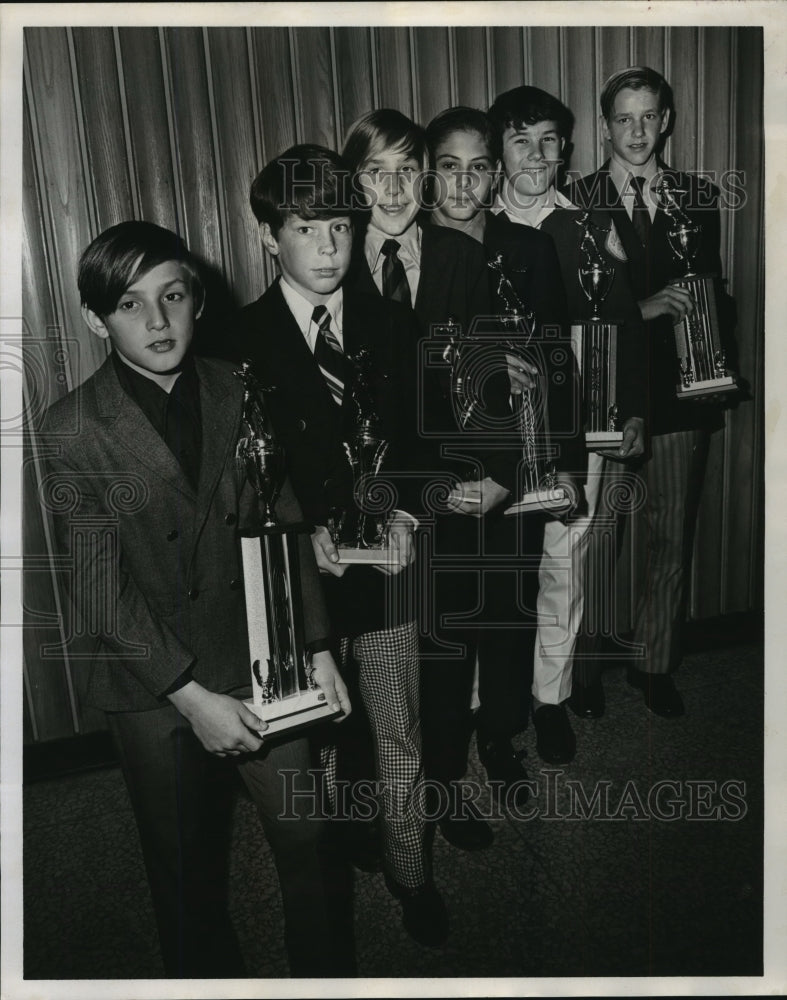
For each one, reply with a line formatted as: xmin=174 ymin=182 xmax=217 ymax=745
xmin=437 ymin=793 xmax=494 ymax=850
xmin=532 ymin=704 xmax=577 ymax=764
xmin=478 ymin=739 xmax=532 ymax=811
xmin=567 ymin=678 xmax=605 ymax=719
xmin=627 ymin=667 xmax=685 ymax=718
xmin=384 ymin=874 xmax=449 ymax=946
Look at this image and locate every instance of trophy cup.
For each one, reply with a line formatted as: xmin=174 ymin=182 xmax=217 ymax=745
xmin=235 ymin=361 xmax=340 ymax=734
xmin=327 ymin=347 xmax=398 ymax=566
xmin=657 ymin=177 xmax=736 ymax=399
xmin=571 ymin=212 xmax=624 ymax=450
xmin=484 ymin=254 xmax=571 ymax=516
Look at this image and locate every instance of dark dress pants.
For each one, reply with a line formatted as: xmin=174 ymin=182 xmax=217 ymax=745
xmin=107 ymin=698 xmax=353 ymax=978
xmin=419 ymin=507 xmax=544 ymax=790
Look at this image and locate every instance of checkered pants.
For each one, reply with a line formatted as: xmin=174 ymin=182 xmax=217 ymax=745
xmin=321 ymin=620 xmax=427 ymax=889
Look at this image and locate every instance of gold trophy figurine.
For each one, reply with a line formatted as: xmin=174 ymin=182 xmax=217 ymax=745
xmin=572 ymin=211 xmax=624 ymax=450
xmin=657 ymin=177 xmax=737 ymax=399
xmin=235 ymin=361 xmax=339 ymax=734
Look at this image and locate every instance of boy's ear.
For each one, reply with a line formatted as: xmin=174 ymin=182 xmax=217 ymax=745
xmin=81 ymin=305 xmax=110 ymax=340
xmin=260 ymin=222 xmax=280 ymax=257
xmin=600 ymin=114 xmax=611 ymax=142
xmin=659 ymin=107 xmax=671 ymax=134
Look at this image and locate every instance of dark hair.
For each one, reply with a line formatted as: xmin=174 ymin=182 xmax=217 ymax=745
xmin=342 ymin=109 xmax=427 ymax=175
xmin=599 ymin=66 xmax=674 ymax=121
xmin=487 ymin=86 xmax=574 ymax=160
xmin=250 ymin=143 xmax=353 ymax=234
xmin=425 ymin=106 xmax=495 ymax=166
xmin=78 ymin=221 xmax=203 ymax=318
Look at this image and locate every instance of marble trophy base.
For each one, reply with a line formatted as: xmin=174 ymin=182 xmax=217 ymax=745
xmin=586 ymin=429 xmax=624 ymax=450
xmin=245 ymin=689 xmax=339 ymax=736
xmin=505 ymin=486 xmax=571 ymax=516
xmin=336 ymin=545 xmax=398 ymax=566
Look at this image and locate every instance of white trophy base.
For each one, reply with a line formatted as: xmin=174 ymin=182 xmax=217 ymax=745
xmin=505 ymin=487 xmax=571 ymax=515
xmin=676 ymin=375 xmax=737 ymax=398
xmin=336 ymin=546 xmax=398 ymax=565
xmin=245 ymin=688 xmax=340 ymax=736
xmin=586 ymin=430 xmax=624 ymax=450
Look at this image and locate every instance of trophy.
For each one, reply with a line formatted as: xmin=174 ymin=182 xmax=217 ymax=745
xmin=327 ymin=348 xmax=398 ymax=566
xmin=485 ymin=254 xmax=571 ymax=516
xmin=571 ymin=212 xmax=624 ymax=450
xmin=439 ymin=315 xmax=478 ymax=430
xmin=235 ymin=361 xmax=340 ymax=734
xmin=657 ymin=177 xmax=736 ymax=399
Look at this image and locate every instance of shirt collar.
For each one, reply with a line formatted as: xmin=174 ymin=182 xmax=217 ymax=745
xmin=279 ymin=276 xmax=344 ymax=339
xmin=492 ymin=187 xmax=575 ymax=228
xmin=607 ymin=155 xmax=661 ymax=199
xmin=365 ymin=221 xmax=422 ymax=273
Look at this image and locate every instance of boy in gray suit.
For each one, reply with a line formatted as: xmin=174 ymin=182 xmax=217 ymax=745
xmin=44 ymin=221 xmax=352 ymax=978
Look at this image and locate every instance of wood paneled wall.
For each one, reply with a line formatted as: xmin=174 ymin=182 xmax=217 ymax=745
xmin=21 ymin=25 xmax=764 ymax=742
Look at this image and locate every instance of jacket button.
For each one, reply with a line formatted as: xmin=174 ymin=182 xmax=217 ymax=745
xmin=229 ymin=578 xmax=242 ymax=590
xmin=188 ymin=588 xmax=199 ymax=600
xmin=224 ymin=513 xmax=237 ymax=526
xmin=166 ymin=529 xmax=179 ymax=541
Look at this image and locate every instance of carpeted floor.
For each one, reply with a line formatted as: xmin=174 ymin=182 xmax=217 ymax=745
xmin=22 ymin=637 xmax=763 ymax=984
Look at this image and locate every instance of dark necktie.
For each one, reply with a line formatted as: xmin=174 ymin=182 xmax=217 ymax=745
xmin=381 ymin=239 xmax=412 ymax=307
xmin=630 ymin=176 xmax=652 ymax=247
xmin=312 ymin=305 xmax=345 ymax=406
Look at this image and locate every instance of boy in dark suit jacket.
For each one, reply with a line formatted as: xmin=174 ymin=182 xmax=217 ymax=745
xmin=424 ymin=104 xmax=588 ymax=776
xmin=341 ymin=109 xmax=581 ymax=843
xmin=231 ymin=145 xmax=448 ymax=947
xmin=568 ymin=66 xmax=737 ymax=717
xmin=483 ymin=85 xmax=649 ymax=755
xmin=43 ymin=221 xmax=352 ymax=978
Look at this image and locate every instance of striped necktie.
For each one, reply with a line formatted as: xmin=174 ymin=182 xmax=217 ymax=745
xmin=312 ymin=305 xmax=345 ymax=407
xmin=630 ymin=176 xmax=652 ymax=247
xmin=381 ymin=239 xmax=412 ymax=307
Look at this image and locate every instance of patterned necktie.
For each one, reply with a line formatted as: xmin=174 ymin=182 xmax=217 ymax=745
xmin=312 ymin=305 xmax=345 ymax=407
xmin=381 ymin=238 xmax=412 ymax=307
xmin=630 ymin=176 xmax=652 ymax=247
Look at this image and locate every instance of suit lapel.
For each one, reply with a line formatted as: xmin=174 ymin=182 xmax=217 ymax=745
xmin=258 ymin=283 xmax=346 ymax=430
xmin=194 ymin=357 xmax=241 ymax=521
xmin=92 ymin=356 xmax=196 ymax=501
xmin=348 ymin=239 xmax=380 ymax=300
xmin=414 ymin=224 xmax=441 ymax=325
xmin=594 ymin=167 xmax=646 ymax=269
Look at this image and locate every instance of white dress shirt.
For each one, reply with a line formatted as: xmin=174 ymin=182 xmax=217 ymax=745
xmin=279 ymin=277 xmax=344 ymax=352
xmin=607 ymin=156 xmax=661 ymax=222
xmin=364 ymin=222 xmax=422 ymax=303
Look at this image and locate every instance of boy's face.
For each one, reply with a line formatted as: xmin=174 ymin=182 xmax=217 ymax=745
xmin=262 ymin=215 xmax=352 ymax=305
xmin=82 ymin=260 xmax=199 ymax=382
xmin=602 ymin=87 xmax=669 ymax=170
xmin=500 ymin=120 xmax=565 ymax=202
xmin=433 ymin=129 xmax=496 ymax=222
xmin=358 ymin=147 xmax=423 ymax=237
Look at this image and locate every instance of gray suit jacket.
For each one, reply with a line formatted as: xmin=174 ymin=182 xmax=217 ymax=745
xmin=44 ymin=354 xmax=329 ymax=712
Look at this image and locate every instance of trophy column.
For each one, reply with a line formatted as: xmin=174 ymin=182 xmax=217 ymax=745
xmin=571 ymin=212 xmax=624 ymax=450
xmin=657 ymin=178 xmax=737 ymax=399
xmin=235 ymin=361 xmax=339 ymax=735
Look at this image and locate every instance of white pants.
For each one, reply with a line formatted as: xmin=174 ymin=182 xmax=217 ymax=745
xmin=532 ymin=452 xmax=606 ymax=704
